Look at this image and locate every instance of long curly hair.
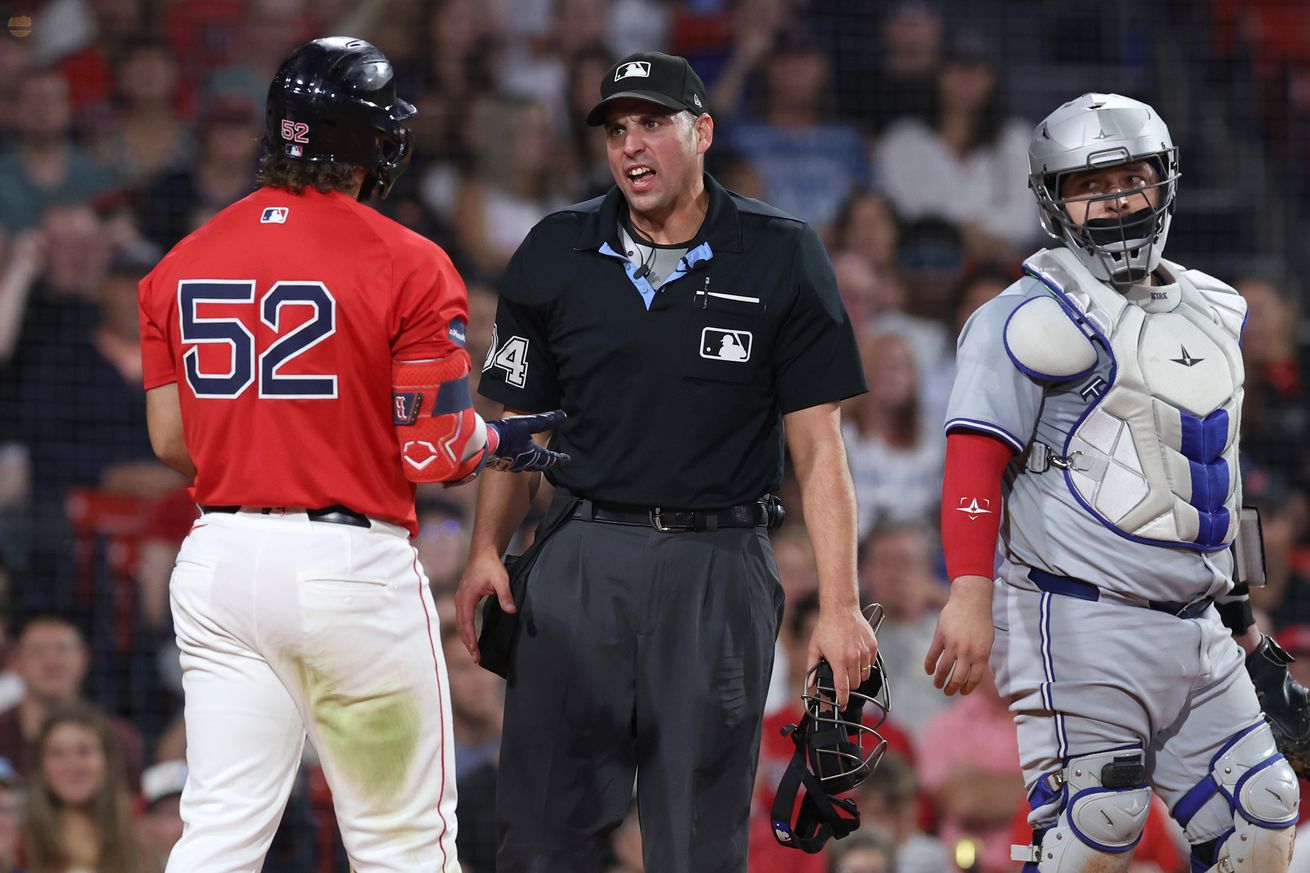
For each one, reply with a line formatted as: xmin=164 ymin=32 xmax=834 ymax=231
xmin=255 ymin=134 xmax=360 ymax=195
xmin=22 ymin=704 xmax=142 ymax=873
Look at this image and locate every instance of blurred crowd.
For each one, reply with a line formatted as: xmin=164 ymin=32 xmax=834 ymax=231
xmin=0 ymin=0 xmax=1308 ymax=871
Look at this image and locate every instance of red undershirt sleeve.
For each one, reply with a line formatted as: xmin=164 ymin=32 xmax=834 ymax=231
xmin=941 ymin=430 xmax=1015 ymax=581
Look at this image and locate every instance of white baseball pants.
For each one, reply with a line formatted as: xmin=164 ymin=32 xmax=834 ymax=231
xmin=165 ymin=509 xmax=461 ymax=873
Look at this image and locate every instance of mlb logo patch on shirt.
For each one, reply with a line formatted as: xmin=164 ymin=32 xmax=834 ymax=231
xmin=261 ymin=207 xmax=289 ymax=224
xmin=700 ymin=327 xmax=752 ymax=362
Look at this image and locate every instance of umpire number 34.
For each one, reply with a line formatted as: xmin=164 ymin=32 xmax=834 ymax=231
xmin=179 ymin=280 xmax=337 ymax=399
xmin=484 ymin=328 xmax=529 ymax=388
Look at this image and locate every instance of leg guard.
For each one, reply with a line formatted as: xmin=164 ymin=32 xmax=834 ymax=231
xmin=1178 ymin=722 xmax=1299 ymax=873
xmin=1013 ymin=748 xmax=1152 ymax=872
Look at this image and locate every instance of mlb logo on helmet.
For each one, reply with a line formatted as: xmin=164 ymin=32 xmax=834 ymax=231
xmin=261 ymin=207 xmax=289 ymax=224
xmin=615 ymin=61 xmax=651 ymax=81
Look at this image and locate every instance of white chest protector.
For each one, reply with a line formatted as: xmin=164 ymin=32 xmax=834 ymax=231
xmin=1005 ymin=248 xmax=1247 ymax=550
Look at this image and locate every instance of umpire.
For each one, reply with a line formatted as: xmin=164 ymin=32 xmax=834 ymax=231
xmin=455 ymin=51 xmax=876 ymax=873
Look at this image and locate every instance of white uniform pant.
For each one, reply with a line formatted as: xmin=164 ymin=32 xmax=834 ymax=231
xmin=165 ymin=509 xmax=461 ymax=873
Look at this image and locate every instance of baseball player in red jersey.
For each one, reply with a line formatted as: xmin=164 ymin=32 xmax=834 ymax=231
xmin=137 ymin=37 xmax=565 ymax=872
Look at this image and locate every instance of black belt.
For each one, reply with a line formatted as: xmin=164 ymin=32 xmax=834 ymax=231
xmin=200 ymin=504 xmax=371 ymax=529
xmin=1028 ymin=569 xmax=1213 ymax=619
xmin=571 ymin=498 xmax=770 ymax=532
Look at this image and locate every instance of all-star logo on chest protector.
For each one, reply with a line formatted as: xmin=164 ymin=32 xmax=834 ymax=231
xmin=1021 ymin=248 xmax=1247 ymax=550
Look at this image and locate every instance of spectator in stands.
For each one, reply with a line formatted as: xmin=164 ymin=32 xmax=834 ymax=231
xmin=916 ymin=668 xmax=1023 ymax=873
xmin=949 ymin=263 xmax=1012 ymax=339
xmin=895 ymin=217 xmax=968 ymax=323
xmin=91 ymin=39 xmax=193 ymax=186
xmin=563 ymin=43 xmax=618 ymax=201
xmin=721 ymin=30 xmax=873 ymax=232
xmin=858 ymin=523 xmax=949 ymax=735
xmin=50 ymin=0 xmax=149 ymax=115
xmin=452 ymin=94 xmax=571 ymax=278
xmin=853 ymin=754 xmax=950 ymax=873
xmin=825 ymin=824 xmax=898 ymax=873
xmin=136 ymin=759 xmax=186 ymax=873
xmin=0 ymin=68 xmax=117 ymax=233
xmin=19 ymin=242 xmax=180 ymax=499
xmin=843 ymin=330 xmax=944 ymax=535
xmin=442 ymin=622 xmax=501 ymax=873
xmin=874 ymin=34 xmax=1036 ymax=260
xmin=0 ymin=31 xmax=35 ymax=147
xmin=22 ymin=704 xmax=143 ymax=873
xmin=0 ymin=757 xmax=20 ymax=873
xmin=406 ymin=0 xmax=503 ymax=226
xmin=0 ymin=202 xmax=115 ymax=455
xmin=0 ymin=615 xmax=144 ymax=789
xmin=442 ymin=620 xmax=503 ymax=781
xmin=831 ymin=244 xmax=954 ymax=430
xmin=832 ymin=189 xmax=901 ymax=276
xmin=1237 ymin=276 xmax=1310 ymax=488
xmin=817 ymin=0 xmax=942 ymax=136
xmin=833 ymin=250 xmax=882 ymax=332
xmin=138 ymin=94 xmax=260 ymax=250
xmin=201 ymin=0 xmax=314 ymax=114
xmin=415 ymin=497 xmax=471 ymax=594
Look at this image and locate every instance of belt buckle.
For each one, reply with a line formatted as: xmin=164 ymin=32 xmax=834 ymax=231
xmin=649 ymin=508 xmax=693 ymax=532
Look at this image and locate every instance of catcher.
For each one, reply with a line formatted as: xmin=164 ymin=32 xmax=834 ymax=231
xmin=926 ymin=92 xmax=1307 ymax=873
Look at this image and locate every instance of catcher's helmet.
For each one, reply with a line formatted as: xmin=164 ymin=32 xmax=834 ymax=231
xmin=265 ymin=36 xmax=416 ymax=199
xmin=1028 ymin=93 xmax=1179 ymax=287
xmin=773 ymin=605 xmax=891 ymax=854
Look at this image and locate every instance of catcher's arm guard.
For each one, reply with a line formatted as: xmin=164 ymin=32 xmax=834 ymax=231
xmin=1246 ymin=634 xmax=1310 ymax=778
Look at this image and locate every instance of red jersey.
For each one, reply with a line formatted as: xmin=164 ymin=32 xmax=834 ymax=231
xmin=139 ymin=187 xmax=469 ymax=534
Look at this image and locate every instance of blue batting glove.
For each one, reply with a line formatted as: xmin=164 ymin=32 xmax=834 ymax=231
xmin=486 ymin=410 xmax=570 ymax=473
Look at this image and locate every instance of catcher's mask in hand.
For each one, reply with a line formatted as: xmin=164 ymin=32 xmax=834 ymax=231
xmin=772 ymin=604 xmax=891 ymax=853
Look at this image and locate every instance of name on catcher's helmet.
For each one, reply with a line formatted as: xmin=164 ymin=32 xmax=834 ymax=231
xmin=772 ymin=604 xmax=891 ymax=854
xmin=265 ymin=36 xmax=416 ymax=199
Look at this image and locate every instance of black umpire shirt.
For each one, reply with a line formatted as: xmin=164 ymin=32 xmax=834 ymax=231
xmin=478 ymin=174 xmax=866 ymax=509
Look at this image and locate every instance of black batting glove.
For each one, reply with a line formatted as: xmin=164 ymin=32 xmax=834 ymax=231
xmin=486 ymin=410 xmax=570 ymax=473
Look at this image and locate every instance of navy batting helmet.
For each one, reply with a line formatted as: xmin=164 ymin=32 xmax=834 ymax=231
xmin=265 ymin=36 xmax=416 ymax=199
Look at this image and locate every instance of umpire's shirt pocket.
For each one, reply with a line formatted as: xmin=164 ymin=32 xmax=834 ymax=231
xmin=684 ymin=294 xmax=764 ymax=384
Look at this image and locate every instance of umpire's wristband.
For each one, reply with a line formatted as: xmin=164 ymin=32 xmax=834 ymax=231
xmin=1216 ymin=583 xmax=1255 ymax=635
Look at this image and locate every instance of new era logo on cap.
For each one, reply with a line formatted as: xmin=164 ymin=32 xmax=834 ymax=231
xmin=615 ymin=61 xmax=651 ymax=81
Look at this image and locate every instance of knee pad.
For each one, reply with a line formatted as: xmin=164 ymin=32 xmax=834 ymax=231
xmin=1178 ymin=722 xmax=1300 ymax=873
xmin=1014 ymin=748 xmax=1152 ymax=872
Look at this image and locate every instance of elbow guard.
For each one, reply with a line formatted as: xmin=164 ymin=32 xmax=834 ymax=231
xmin=393 ymin=354 xmax=489 ymax=483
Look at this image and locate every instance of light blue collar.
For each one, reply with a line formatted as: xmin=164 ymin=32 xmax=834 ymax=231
xmin=598 ymin=241 xmax=715 ymax=310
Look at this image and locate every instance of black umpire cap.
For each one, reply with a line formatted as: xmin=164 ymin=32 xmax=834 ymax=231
xmin=585 ymin=51 xmax=708 ymax=126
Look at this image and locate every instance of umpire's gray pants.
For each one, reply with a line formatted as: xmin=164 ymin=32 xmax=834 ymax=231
xmin=495 ymin=516 xmax=784 ymax=873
